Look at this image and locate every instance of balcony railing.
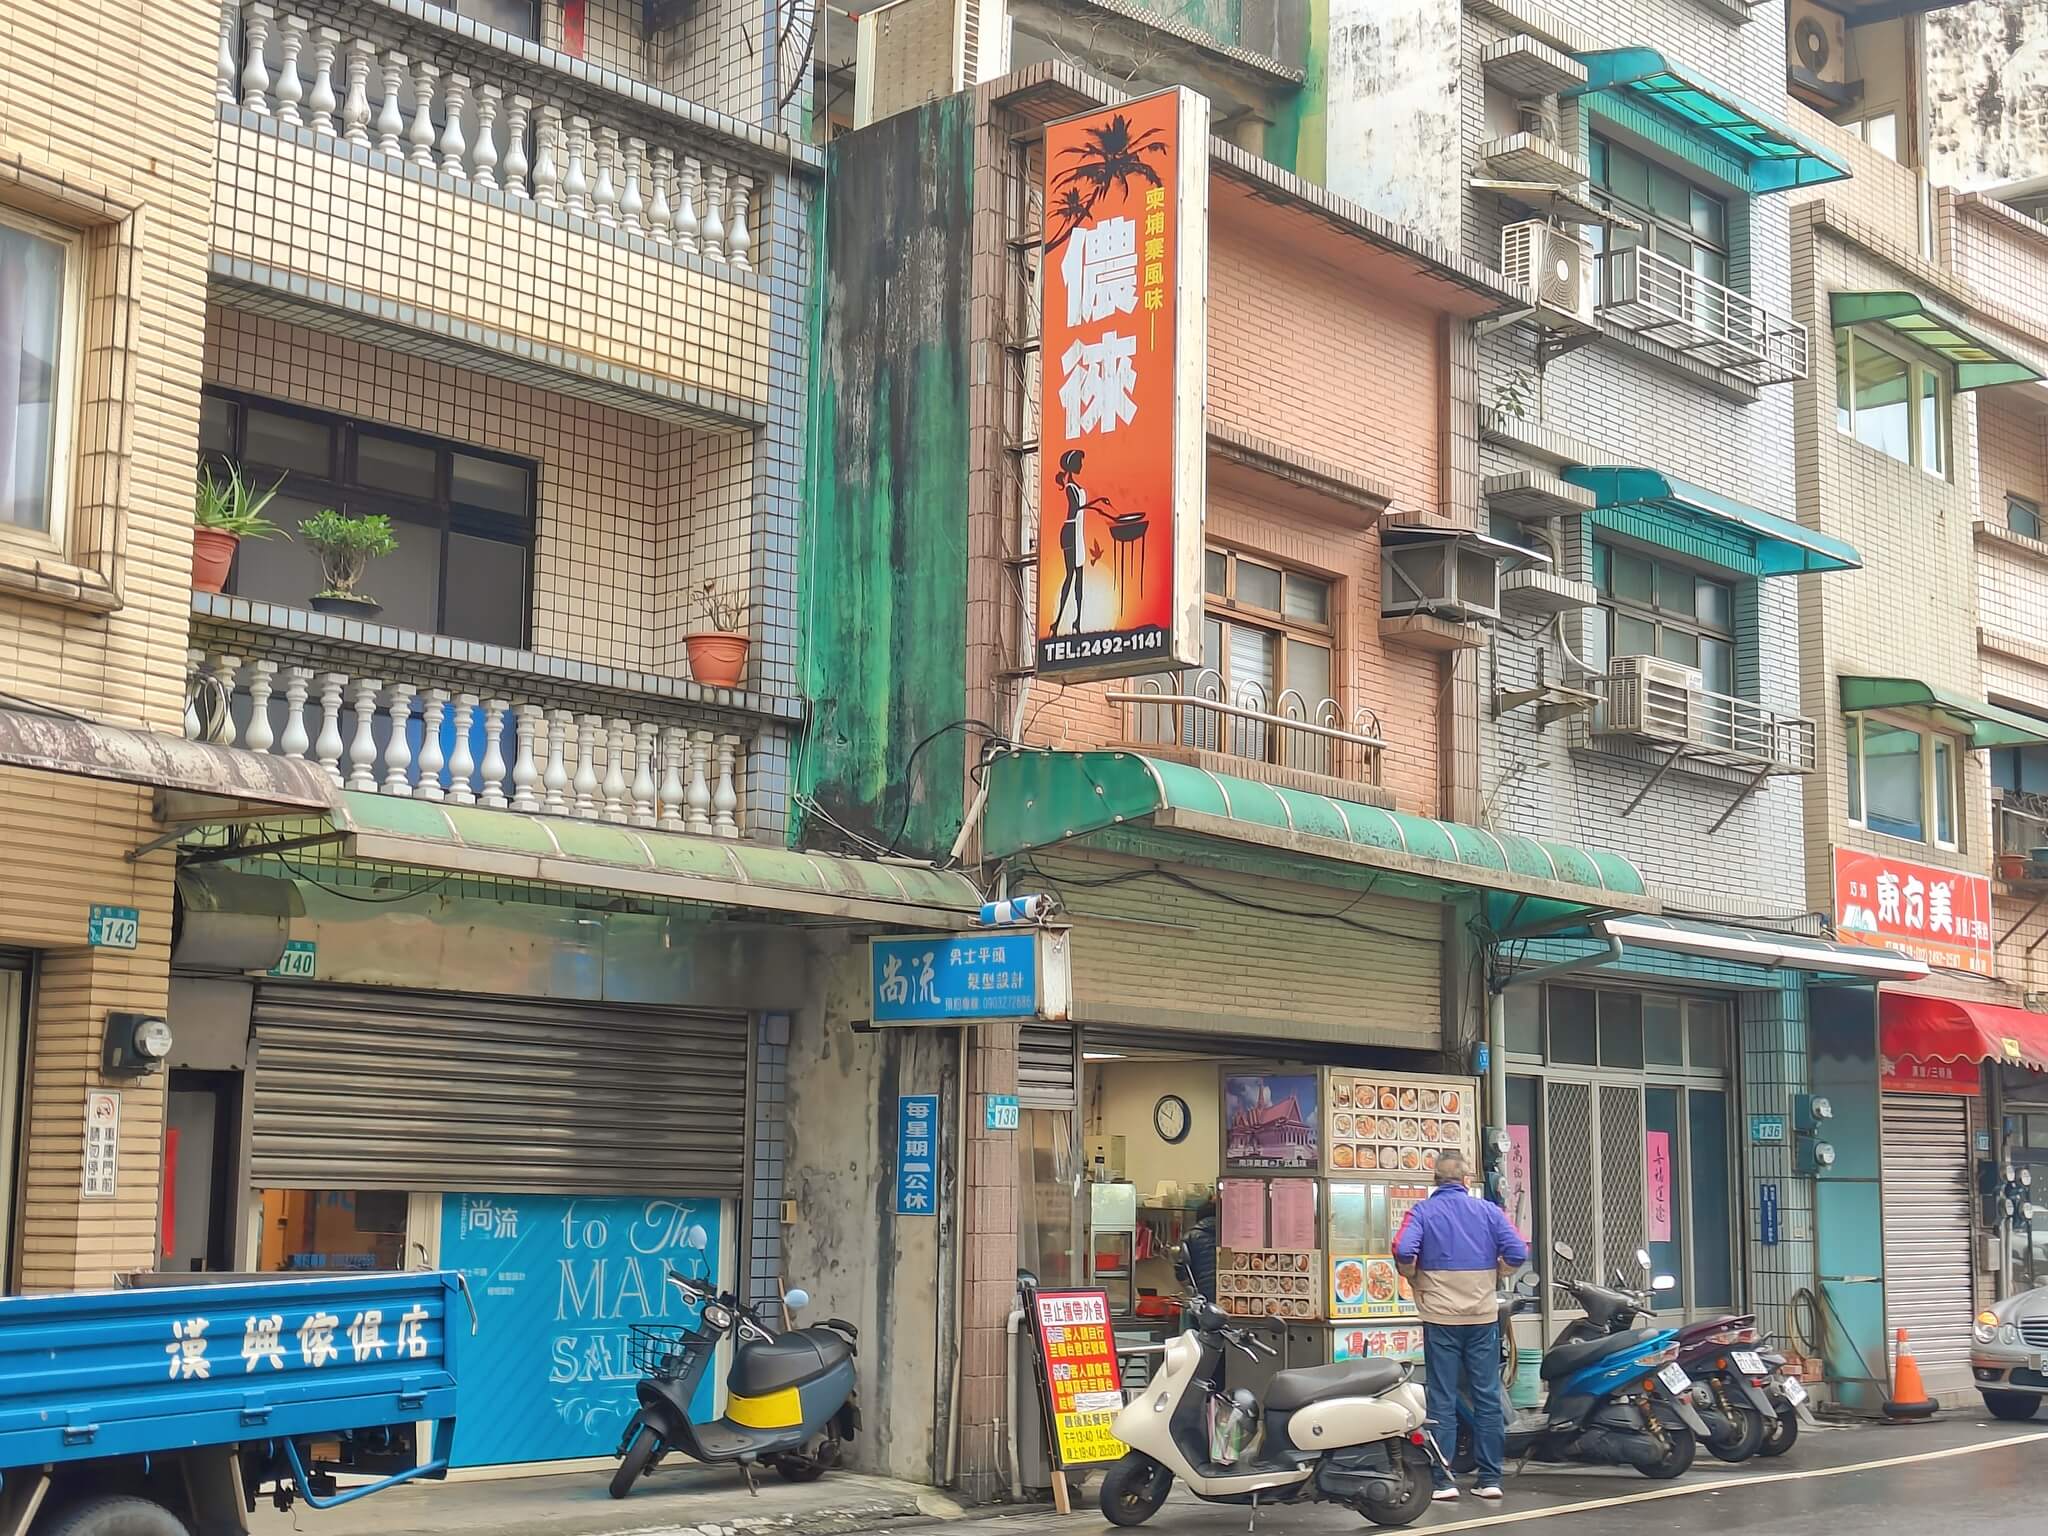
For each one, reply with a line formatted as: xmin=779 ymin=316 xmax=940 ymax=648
xmin=1591 ymin=670 xmax=1816 ymax=775
xmin=219 ymin=0 xmax=758 ymax=266
xmin=185 ymin=644 xmax=747 ymax=837
xmin=1997 ymin=790 xmax=2048 ymax=869
xmin=1600 ymin=246 xmax=1808 ymax=386
xmin=1111 ymin=671 xmax=1386 ymax=790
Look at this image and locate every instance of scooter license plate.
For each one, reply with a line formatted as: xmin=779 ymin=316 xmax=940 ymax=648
xmin=1658 ymin=1363 xmax=1691 ymax=1394
xmin=1781 ymin=1376 xmax=1808 ymax=1406
xmin=1731 ymin=1351 xmax=1765 ymax=1376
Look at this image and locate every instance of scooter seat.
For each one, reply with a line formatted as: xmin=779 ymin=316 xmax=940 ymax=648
xmin=1264 ymin=1358 xmax=1405 ymax=1412
xmin=1539 ymin=1328 xmax=1655 ymax=1382
xmin=729 ymin=1328 xmax=855 ymax=1398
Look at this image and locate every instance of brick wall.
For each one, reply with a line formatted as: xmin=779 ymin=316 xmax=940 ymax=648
xmin=1020 ymin=203 xmax=1450 ymax=816
xmin=0 ymin=0 xmax=218 ymax=1287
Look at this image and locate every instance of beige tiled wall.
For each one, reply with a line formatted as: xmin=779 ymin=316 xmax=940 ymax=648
xmin=207 ymin=307 xmax=754 ymax=676
xmin=212 ymin=115 xmax=772 ymax=413
xmin=1794 ymin=213 xmax=1991 ymax=914
xmin=0 ymin=0 xmax=218 ymax=1288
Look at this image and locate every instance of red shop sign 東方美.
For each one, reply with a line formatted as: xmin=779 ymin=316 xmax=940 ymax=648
xmin=1832 ymin=846 xmax=1993 ymax=976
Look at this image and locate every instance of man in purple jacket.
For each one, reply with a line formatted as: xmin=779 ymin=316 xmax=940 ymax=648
xmin=1394 ymin=1150 xmax=1528 ymax=1501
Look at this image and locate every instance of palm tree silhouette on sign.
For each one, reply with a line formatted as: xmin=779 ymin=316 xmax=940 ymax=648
xmin=1044 ymin=112 xmax=1169 ymax=252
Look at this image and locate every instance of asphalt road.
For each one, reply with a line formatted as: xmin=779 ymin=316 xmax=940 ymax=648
xmin=945 ymin=1415 xmax=2048 ymax=1536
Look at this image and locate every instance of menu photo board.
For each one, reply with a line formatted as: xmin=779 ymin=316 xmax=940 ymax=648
xmin=1029 ymin=1288 xmax=1127 ymax=1469
xmin=1216 ymin=1247 xmax=1321 ymax=1321
xmin=1327 ymin=1069 xmax=1476 ymax=1179
xmin=1328 ymin=1184 xmax=1427 ymax=1321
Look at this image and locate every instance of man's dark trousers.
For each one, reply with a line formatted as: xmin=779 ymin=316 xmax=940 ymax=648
xmin=1422 ymin=1320 xmax=1504 ymax=1489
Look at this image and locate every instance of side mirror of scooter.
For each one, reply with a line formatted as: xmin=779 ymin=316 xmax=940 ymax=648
xmin=1652 ymin=1274 xmax=1677 ymax=1292
xmin=785 ymin=1288 xmax=810 ymax=1311
xmin=1635 ymin=1248 xmax=1651 ymax=1272
xmin=1551 ymin=1239 xmax=1575 ymax=1264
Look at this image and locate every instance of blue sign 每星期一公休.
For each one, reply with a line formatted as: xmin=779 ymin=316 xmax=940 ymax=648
xmin=1759 ymin=1182 xmax=1780 ymax=1247
xmin=438 ymin=1193 xmax=724 ymax=1468
xmin=897 ymin=1095 xmax=939 ymax=1215
xmin=872 ymin=933 xmax=1038 ymax=1023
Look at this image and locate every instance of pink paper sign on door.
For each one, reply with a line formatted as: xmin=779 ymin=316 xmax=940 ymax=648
xmin=1221 ymin=1178 xmax=1267 ymax=1250
xmin=1646 ymin=1130 xmax=1673 ymax=1243
xmin=1503 ymin=1124 xmax=1533 ymax=1240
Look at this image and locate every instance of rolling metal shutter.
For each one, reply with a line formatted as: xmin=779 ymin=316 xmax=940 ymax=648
xmin=251 ymin=984 xmax=750 ymax=1196
xmin=1019 ymin=1023 xmax=1078 ymax=1109
xmin=1881 ymin=1093 xmax=1975 ymax=1386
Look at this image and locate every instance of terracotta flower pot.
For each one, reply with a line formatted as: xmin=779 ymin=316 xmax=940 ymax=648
xmin=686 ymin=632 xmax=749 ymax=689
xmin=191 ymin=527 xmax=240 ymax=593
xmin=1999 ymin=853 xmax=2030 ymax=883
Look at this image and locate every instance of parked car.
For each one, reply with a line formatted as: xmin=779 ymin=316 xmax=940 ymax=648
xmin=1973 ymin=1283 xmax=2048 ymax=1419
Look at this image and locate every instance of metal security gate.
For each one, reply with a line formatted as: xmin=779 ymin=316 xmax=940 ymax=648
xmin=1881 ymin=1093 xmax=1975 ymax=1389
xmin=251 ymin=984 xmax=750 ymax=1195
xmin=1019 ymin=1023 xmax=1078 ymax=1109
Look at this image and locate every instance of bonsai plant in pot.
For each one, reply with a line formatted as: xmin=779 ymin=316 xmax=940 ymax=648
xmin=685 ymin=578 xmax=749 ymax=689
xmin=191 ymin=465 xmax=285 ymax=594
xmin=301 ymin=508 xmax=399 ymax=620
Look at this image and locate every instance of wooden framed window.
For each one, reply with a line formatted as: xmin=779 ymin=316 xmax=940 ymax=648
xmin=1201 ymin=546 xmax=1337 ymax=719
xmin=0 ymin=203 xmax=84 ymax=551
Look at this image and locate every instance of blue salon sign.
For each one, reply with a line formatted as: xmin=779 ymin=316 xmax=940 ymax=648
xmin=896 ymin=1095 xmax=939 ymax=1216
xmin=439 ymin=1193 xmax=723 ymax=1467
xmin=872 ymin=933 xmax=1039 ymax=1023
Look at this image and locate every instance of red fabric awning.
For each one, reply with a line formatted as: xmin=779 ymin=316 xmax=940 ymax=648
xmin=1880 ymin=993 xmax=2048 ymax=1073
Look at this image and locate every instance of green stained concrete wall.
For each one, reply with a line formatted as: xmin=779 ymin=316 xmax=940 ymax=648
xmin=1267 ymin=0 xmax=1327 ymax=183
xmin=796 ymin=96 xmax=975 ymax=860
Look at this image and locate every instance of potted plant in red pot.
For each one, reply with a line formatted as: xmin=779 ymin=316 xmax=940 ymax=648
xmin=301 ymin=508 xmax=399 ymax=620
xmin=685 ymin=578 xmax=749 ymax=689
xmin=192 ymin=465 xmax=285 ymax=593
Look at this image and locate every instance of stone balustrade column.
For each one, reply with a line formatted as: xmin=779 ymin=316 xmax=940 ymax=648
xmin=417 ymin=688 xmax=449 ymax=801
xmin=700 ymin=164 xmax=727 ymax=261
xmin=503 ymin=94 xmax=532 ymax=197
xmin=648 ymin=146 xmax=675 ymax=244
xmin=375 ymin=52 xmax=407 ymax=156
xmin=479 ymin=699 xmax=510 ymax=807
xmin=279 ymin=667 xmax=314 ymax=761
xmin=274 ymin=15 xmax=306 ymax=128
xmin=533 ymin=104 xmax=563 ymax=207
xmin=244 ymin=660 xmax=277 ymax=753
xmin=447 ymin=694 xmax=478 ymax=804
xmin=601 ymin=719 xmax=631 ymax=820
xmin=314 ymin=674 xmax=347 ymax=784
xmin=544 ymin=708 xmax=574 ymax=814
xmin=510 ymin=704 xmax=541 ymax=811
xmin=631 ymin=723 xmax=659 ymax=827
xmin=346 ymin=678 xmax=382 ymax=792
xmin=440 ymin=73 xmax=471 ymax=178
xmin=473 ymin=84 xmax=503 ymax=190
xmin=562 ymin=115 xmax=591 ymax=218
xmin=216 ymin=0 xmax=239 ymax=106
xmin=713 ymin=734 xmax=739 ymax=836
xmin=305 ymin=25 xmax=340 ymax=136
xmin=409 ymin=60 xmax=440 ymax=170
xmin=239 ymin=3 xmax=274 ymax=115
xmin=591 ymin=127 xmax=620 ymax=227
xmin=658 ymin=726 xmax=687 ymax=831
xmin=573 ymin=715 xmax=601 ymax=816
xmin=382 ymin=684 xmax=417 ymax=796
xmin=620 ymin=137 xmax=647 ymax=234
xmin=675 ymin=156 xmax=702 ymax=255
xmin=686 ymin=731 xmax=713 ymax=835
xmin=342 ymin=38 xmax=375 ymax=146
xmin=728 ymin=176 xmax=753 ymax=272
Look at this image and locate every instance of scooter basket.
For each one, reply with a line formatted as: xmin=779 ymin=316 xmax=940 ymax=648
xmin=629 ymin=1324 xmax=712 ymax=1382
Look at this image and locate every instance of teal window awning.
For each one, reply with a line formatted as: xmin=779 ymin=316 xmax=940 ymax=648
xmin=1830 ymin=291 xmax=2047 ymax=392
xmin=1562 ymin=466 xmax=1863 ymax=577
xmin=1568 ymin=49 xmax=1851 ymax=194
xmin=1839 ymin=677 xmax=2048 ymax=749
xmin=981 ymin=749 xmax=1654 ymax=934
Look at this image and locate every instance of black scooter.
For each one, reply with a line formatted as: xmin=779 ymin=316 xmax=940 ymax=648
xmin=609 ymin=1265 xmax=860 ymax=1498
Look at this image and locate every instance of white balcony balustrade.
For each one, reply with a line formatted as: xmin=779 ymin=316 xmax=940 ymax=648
xmin=1600 ymin=246 xmax=1807 ymax=386
xmin=218 ymin=0 xmax=757 ymax=268
xmin=1111 ymin=670 xmax=1386 ymax=790
xmin=186 ymin=649 xmax=745 ymax=837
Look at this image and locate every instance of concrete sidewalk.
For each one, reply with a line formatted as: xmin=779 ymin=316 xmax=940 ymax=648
xmin=248 ymin=1464 xmax=975 ymax=1536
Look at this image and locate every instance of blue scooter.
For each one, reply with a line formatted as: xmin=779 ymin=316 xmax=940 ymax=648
xmin=1474 ymin=1241 xmax=1709 ymax=1479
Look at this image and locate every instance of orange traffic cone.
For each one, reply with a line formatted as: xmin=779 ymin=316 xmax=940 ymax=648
xmin=1883 ymin=1327 xmax=1937 ymax=1420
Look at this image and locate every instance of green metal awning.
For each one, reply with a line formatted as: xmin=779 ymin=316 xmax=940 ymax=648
xmin=1830 ymin=292 xmax=2047 ymax=391
xmin=324 ymin=790 xmax=982 ymax=927
xmin=1562 ymin=466 xmax=1863 ymax=576
xmin=981 ymin=749 xmax=1655 ymax=934
xmin=1839 ymin=677 xmax=2048 ymax=749
xmin=1568 ymin=49 xmax=1850 ymax=194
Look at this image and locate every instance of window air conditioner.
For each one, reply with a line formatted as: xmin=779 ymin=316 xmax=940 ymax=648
xmin=1603 ymin=654 xmax=1704 ymax=745
xmin=1501 ymin=220 xmax=1594 ymax=329
xmin=1382 ymin=539 xmax=1503 ymax=625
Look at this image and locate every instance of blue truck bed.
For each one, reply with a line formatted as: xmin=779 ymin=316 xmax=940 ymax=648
xmin=0 ymin=1270 xmax=461 ymax=1471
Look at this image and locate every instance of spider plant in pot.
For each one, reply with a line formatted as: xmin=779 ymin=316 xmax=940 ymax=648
xmin=192 ymin=465 xmax=286 ymax=594
xmin=301 ymin=508 xmax=399 ymax=620
xmin=685 ymin=578 xmax=749 ymax=689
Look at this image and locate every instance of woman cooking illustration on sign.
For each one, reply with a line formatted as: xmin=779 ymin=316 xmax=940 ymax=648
xmin=1049 ymin=448 xmax=1124 ymax=636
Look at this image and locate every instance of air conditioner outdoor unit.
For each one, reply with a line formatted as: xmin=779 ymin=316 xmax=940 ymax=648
xmin=1501 ymin=220 xmax=1594 ymax=329
xmin=1383 ymin=539 xmax=1503 ymax=625
xmin=1603 ymin=654 xmax=1704 ymax=745
xmin=1788 ymin=0 xmax=1849 ymax=90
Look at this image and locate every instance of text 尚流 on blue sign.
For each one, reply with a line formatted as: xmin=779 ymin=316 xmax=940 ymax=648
xmin=872 ymin=933 xmax=1040 ymax=1023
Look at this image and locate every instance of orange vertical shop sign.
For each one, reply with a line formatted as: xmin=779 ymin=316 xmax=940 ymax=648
xmin=1035 ymin=88 xmax=1209 ymax=680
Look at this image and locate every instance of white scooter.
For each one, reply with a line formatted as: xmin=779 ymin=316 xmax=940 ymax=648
xmin=1099 ymin=1276 xmax=1442 ymax=1528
